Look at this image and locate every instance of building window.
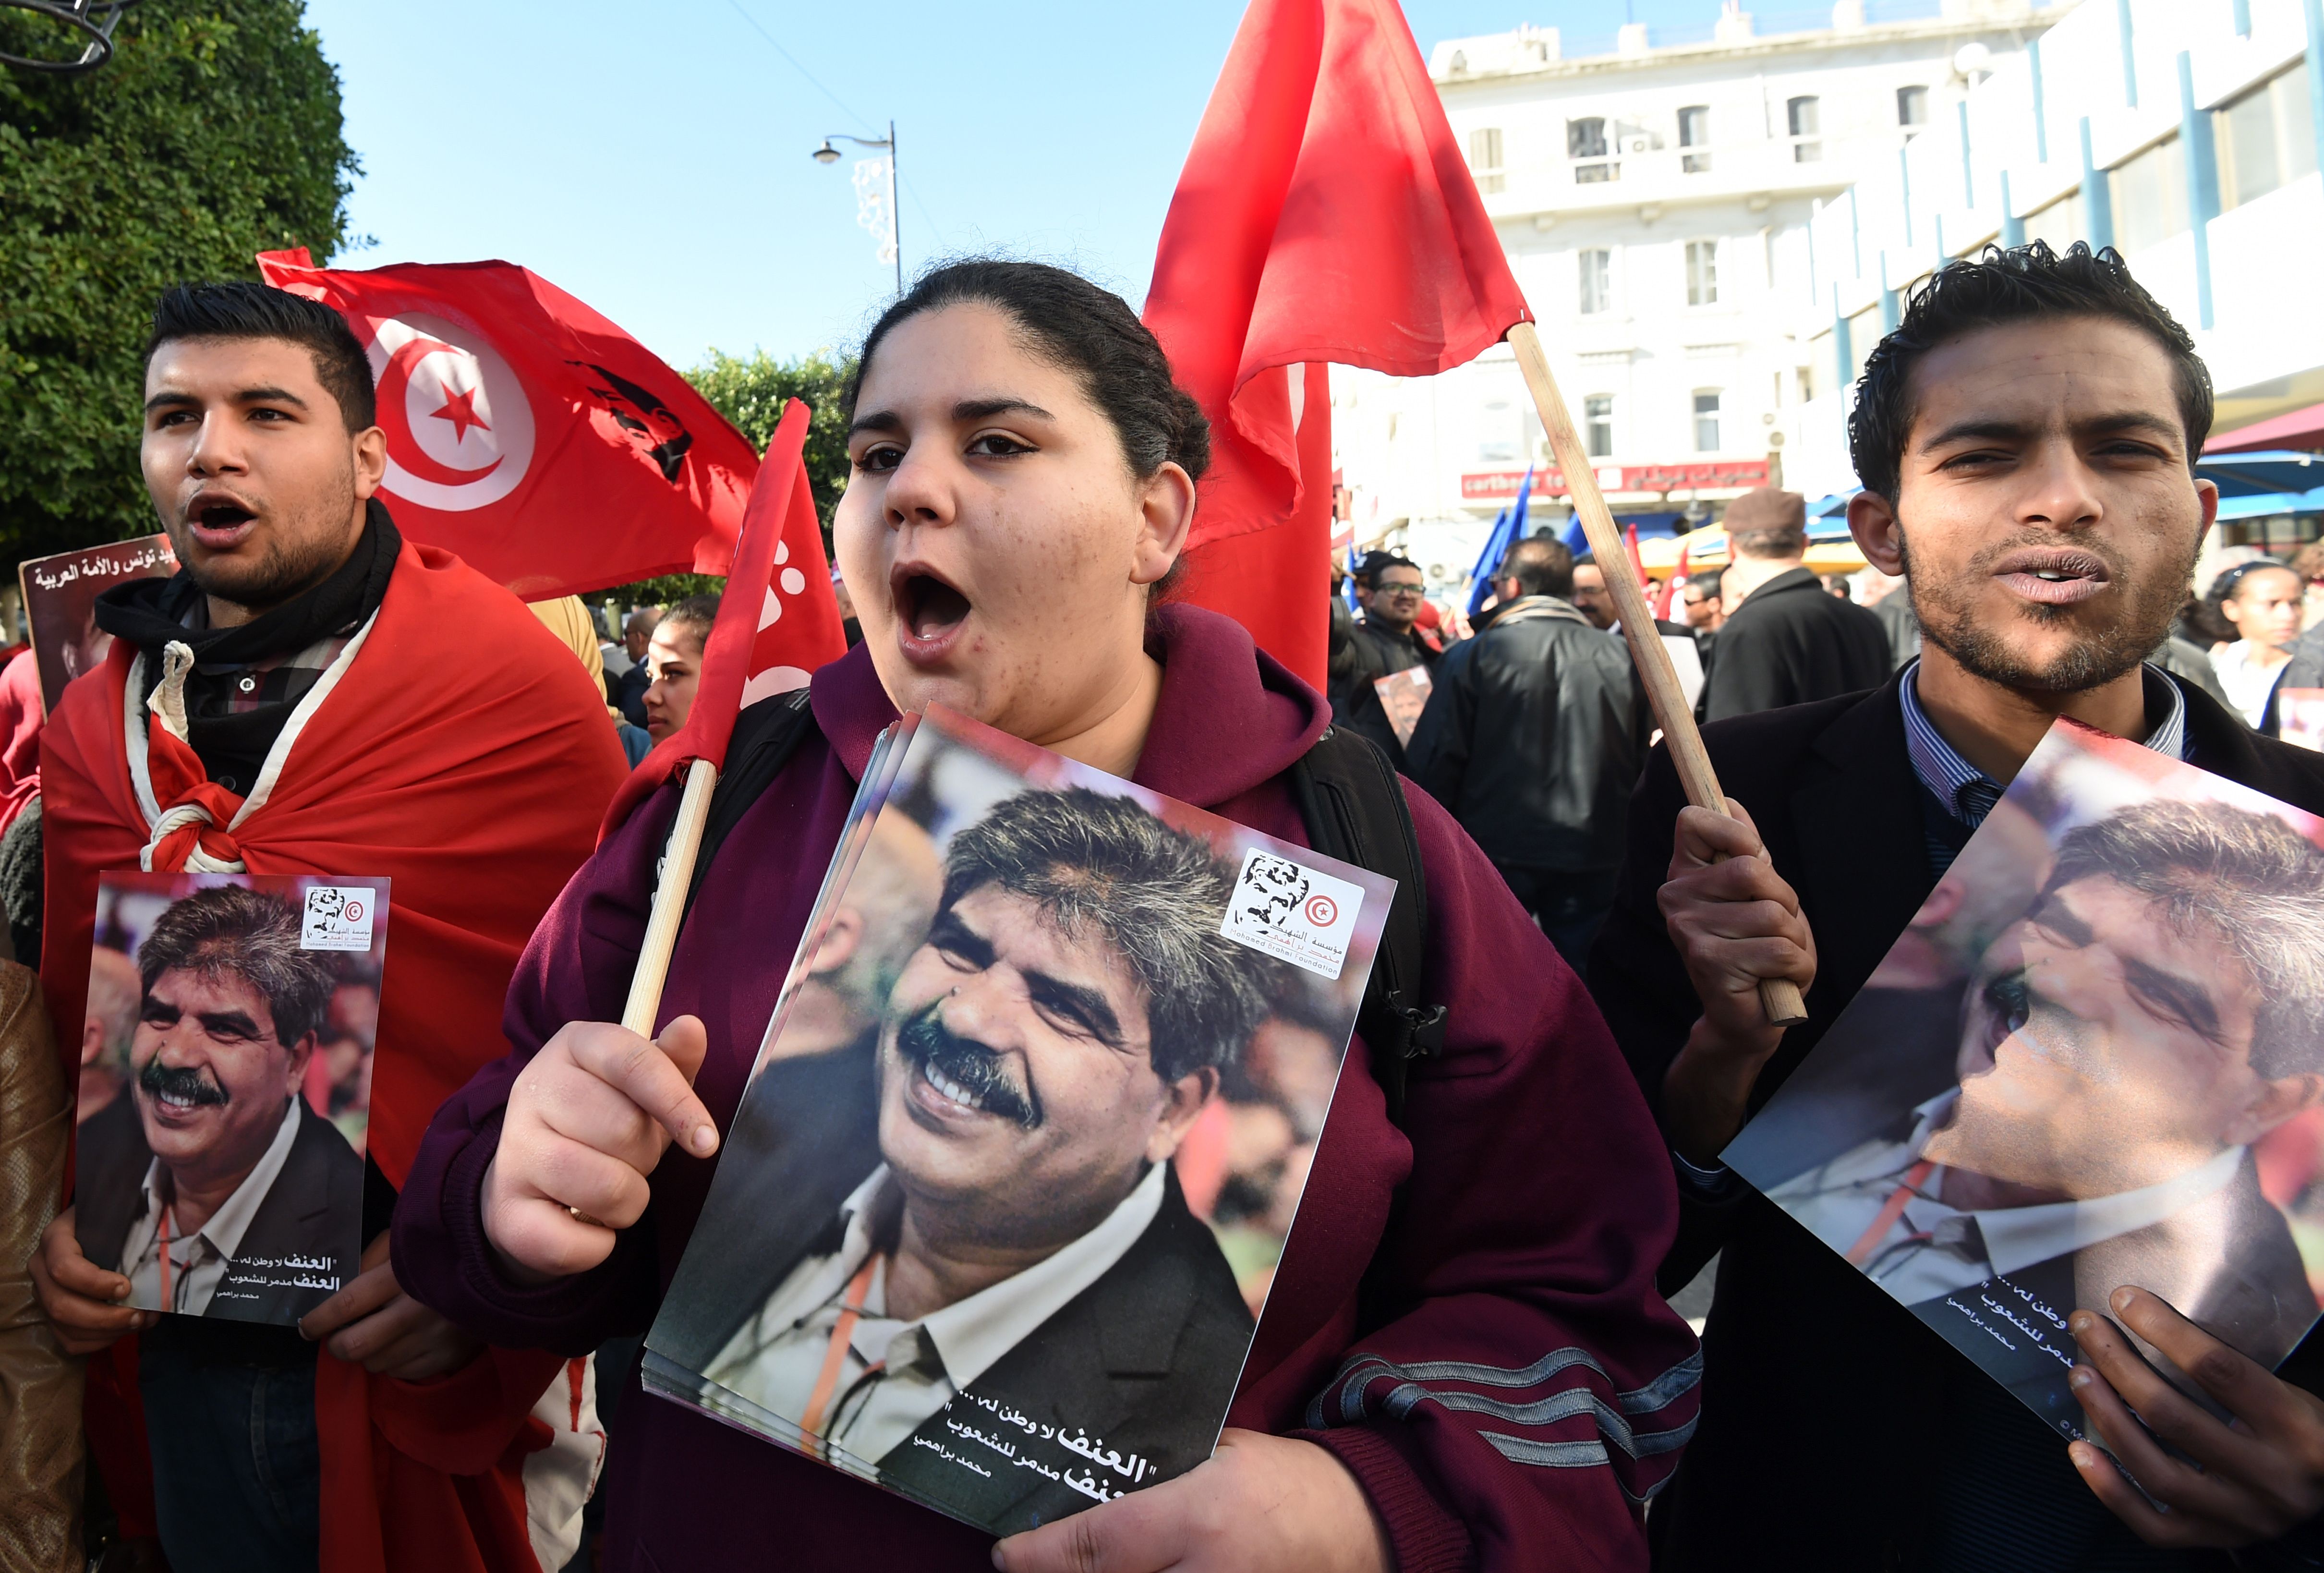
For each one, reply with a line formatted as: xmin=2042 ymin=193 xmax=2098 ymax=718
xmin=1678 ymin=105 xmax=1711 ymax=172
xmin=1897 ymin=86 xmax=1929 ymax=130
xmin=1570 ymin=116 xmax=1618 ymax=183
xmin=1470 ymin=127 xmax=1505 ymax=194
xmin=1686 ymin=239 xmax=1719 ymax=306
xmin=1694 ymin=391 xmax=1722 ymax=453
xmin=2024 ymin=191 xmax=2084 ymax=253
xmin=1796 ymin=363 xmax=1816 ymax=404
xmin=1578 ymin=248 xmax=1612 ymax=315
xmin=1788 ymin=95 xmax=1821 ymax=162
xmin=2218 ymin=65 xmax=2319 ymax=211
xmin=2109 ymin=133 xmax=2188 ymax=253
xmin=1585 ymin=395 xmax=1614 ymax=458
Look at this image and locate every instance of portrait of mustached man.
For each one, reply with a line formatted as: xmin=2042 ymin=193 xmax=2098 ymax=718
xmin=687 ymin=787 xmax=1269 ymax=1530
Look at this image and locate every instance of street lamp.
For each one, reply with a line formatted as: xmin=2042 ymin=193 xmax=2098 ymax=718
xmin=812 ymin=122 xmax=901 ymax=296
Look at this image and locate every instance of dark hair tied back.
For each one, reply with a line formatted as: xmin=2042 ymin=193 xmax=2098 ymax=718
xmin=847 ymin=260 xmax=1210 ymax=485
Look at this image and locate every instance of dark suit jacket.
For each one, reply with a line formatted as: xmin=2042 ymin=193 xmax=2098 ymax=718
xmin=1588 ymin=671 xmax=2324 ymax=1572
xmin=655 ymin=1054 xmax=1254 ymax=1539
xmin=1697 ymin=566 xmax=1891 ymax=723
xmin=75 ymin=1092 xmax=363 ymax=1325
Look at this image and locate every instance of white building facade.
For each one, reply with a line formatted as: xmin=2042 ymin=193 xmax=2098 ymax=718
xmin=1772 ymin=0 xmax=2324 ymax=557
xmin=1332 ymin=0 xmax=2067 ymax=591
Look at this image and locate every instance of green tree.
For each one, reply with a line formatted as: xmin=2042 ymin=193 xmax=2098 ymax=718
xmin=607 ymin=349 xmax=858 ymax=607
xmin=0 ymin=0 xmax=355 ymax=571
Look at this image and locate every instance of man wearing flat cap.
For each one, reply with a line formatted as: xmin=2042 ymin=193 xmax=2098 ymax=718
xmin=1699 ymin=487 xmax=1890 ymax=722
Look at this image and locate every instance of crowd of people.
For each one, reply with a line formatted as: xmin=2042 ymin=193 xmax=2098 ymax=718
xmin=1 ymin=241 xmax=2323 ymax=1573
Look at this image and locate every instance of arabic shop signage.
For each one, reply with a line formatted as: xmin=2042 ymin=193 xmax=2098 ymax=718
xmin=1461 ymin=461 xmax=1770 ymax=501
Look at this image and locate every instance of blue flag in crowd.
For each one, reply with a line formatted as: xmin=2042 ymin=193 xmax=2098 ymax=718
xmin=1465 ymin=466 xmax=1532 ymax=617
xmin=1343 ymin=546 xmax=1362 ymax=610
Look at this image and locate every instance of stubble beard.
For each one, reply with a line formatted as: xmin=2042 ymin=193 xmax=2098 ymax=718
xmin=1899 ymin=525 xmax=2193 ymax=696
xmin=174 ymin=461 xmax=363 ymax=620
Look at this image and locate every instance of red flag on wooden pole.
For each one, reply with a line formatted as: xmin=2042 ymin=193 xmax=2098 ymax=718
xmin=1144 ymin=0 xmax=1533 ymax=687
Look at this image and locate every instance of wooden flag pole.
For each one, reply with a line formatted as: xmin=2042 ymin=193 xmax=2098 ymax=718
xmin=1506 ymin=321 xmax=1809 ymax=1028
xmin=620 ymin=757 xmax=720 ymax=1037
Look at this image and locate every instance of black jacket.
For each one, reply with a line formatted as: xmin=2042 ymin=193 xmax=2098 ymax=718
xmin=1404 ymin=596 xmax=1648 ymax=875
xmin=1697 ymin=566 xmax=1891 ymax=723
xmin=76 ymin=1091 xmax=364 ymax=1325
xmin=1328 ymin=620 xmax=1437 ymax=769
xmin=649 ymin=1039 xmax=1253 ymax=1537
xmin=1588 ymin=672 xmax=2324 ymax=1572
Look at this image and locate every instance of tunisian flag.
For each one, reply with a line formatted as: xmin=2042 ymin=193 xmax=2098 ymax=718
xmin=258 ymin=249 xmax=756 ymax=599
xmin=603 ymin=399 xmax=841 ymax=836
xmin=1145 ymin=0 xmax=1533 ymax=687
xmin=43 ymin=542 xmax=629 ymax=1570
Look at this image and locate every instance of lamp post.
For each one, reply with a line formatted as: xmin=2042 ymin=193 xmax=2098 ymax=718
xmin=813 ymin=121 xmax=901 ymax=296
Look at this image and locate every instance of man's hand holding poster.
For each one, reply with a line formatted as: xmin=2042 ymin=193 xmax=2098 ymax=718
xmin=1726 ymin=719 xmax=2324 ymax=1462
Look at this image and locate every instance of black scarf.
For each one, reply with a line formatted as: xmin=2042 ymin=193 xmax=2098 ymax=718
xmin=93 ymin=499 xmax=401 ymax=789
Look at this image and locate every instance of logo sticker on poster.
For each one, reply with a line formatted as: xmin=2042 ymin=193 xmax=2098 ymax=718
xmin=1221 ymin=850 xmax=1365 ymax=980
xmin=302 ymin=885 xmax=377 ymax=951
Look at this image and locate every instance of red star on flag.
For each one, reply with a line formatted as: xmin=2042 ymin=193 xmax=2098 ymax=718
xmin=430 ymin=385 xmax=492 ymax=444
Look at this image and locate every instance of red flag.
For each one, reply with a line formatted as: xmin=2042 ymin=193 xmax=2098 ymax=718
xmin=1625 ymin=524 xmax=1649 ymax=601
xmin=1660 ymin=540 xmax=1691 ymax=621
xmin=1145 ymin=0 xmax=1533 ymax=686
xmin=601 ymin=399 xmax=840 ymax=838
xmin=257 ymin=249 xmax=755 ymax=598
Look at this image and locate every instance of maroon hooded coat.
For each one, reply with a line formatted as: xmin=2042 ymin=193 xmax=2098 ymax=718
xmin=392 ymin=605 xmax=1698 ymax=1571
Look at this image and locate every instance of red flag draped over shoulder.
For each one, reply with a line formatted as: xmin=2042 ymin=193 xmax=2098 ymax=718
xmin=258 ymin=249 xmax=758 ymax=599
xmin=603 ymin=399 xmax=840 ymax=838
xmin=42 ymin=540 xmax=629 ymax=1572
xmin=1144 ymin=0 xmax=1533 ymax=687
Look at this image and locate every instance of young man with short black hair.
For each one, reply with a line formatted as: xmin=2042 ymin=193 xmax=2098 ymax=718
xmin=1591 ymin=242 xmax=2324 ymax=1568
xmin=33 ymin=280 xmax=627 ymax=1571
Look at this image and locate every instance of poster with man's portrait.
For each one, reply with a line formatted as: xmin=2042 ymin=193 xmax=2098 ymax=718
xmin=19 ymin=535 xmax=177 ymax=716
xmin=1726 ymin=721 xmax=2324 ymax=1445
xmin=644 ymin=704 xmax=1392 ymax=1535
xmin=76 ymin=871 xmax=389 ymax=1326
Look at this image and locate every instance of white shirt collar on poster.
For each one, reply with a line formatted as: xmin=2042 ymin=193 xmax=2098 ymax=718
xmin=121 ymin=1094 xmax=305 ymax=1316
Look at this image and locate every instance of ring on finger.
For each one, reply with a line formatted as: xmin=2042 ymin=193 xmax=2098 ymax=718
xmin=568 ymin=1206 xmax=612 ymax=1230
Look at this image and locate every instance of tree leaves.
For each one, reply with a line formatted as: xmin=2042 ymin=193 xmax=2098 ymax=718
xmin=0 ymin=1 xmax=354 ymax=570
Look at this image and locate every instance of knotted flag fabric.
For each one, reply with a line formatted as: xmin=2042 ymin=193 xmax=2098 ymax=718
xmin=257 ymin=249 xmax=757 ymax=599
xmin=42 ymin=536 xmax=629 ymax=1570
xmin=1145 ymin=0 xmax=1534 ymax=685
xmin=601 ymin=399 xmax=839 ymax=839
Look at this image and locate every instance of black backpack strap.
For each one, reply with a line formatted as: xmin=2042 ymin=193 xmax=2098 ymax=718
xmin=679 ymin=688 xmax=819 ymax=919
xmin=1289 ymin=725 xmax=1444 ymax=1124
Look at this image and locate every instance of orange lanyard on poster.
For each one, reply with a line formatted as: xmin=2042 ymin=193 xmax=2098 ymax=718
xmin=800 ymin=1254 xmax=883 ymax=1453
xmin=157 ymin=1205 xmax=177 ymax=1312
xmin=1846 ymin=1159 xmax=1936 ymax=1266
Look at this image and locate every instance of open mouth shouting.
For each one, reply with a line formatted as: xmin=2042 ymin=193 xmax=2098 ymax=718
xmin=139 ymin=1058 xmax=229 ymax=1122
xmin=184 ymin=488 xmax=261 ymax=552
xmin=896 ymin=1003 xmax=1041 ymax=1130
xmin=889 ymin=560 xmax=972 ymax=666
xmin=1990 ymin=545 xmax=2113 ymax=608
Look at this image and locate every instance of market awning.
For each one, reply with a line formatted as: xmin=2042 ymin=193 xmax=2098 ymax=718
xmin=2206 ymin=405 xmax=2324 ymax=456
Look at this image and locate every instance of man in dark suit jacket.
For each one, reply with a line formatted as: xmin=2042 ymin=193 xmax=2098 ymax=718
xmin=656 ymin=786 xmax=1270 ymax=1533
xmin=72 ymin=884 xmax=360 ymax=1325
xmin=1591 ymin=242 xmax=2324 ymax=1569
xmin=76 ymin=1088 xmax=363 ymax=1324
xmin=1697 ymin=487 xmax=1890 ymax=722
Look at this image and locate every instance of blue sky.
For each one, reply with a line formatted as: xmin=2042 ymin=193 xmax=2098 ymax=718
xmin=304 ymin=0 xmax=1732 ymax=370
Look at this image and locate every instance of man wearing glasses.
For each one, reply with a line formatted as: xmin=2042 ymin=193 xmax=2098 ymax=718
xmin=1333 ymin=552 xmax=1440 ymax=768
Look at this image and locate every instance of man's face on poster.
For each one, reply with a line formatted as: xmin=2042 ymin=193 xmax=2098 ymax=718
xmin=1925 ymin=875 xmax=2279 ymax=1198
xmin=875 ymin=883 xmax=1202 ymax=1250
xmin=132 ymin=966 xmax=314 ymax=1191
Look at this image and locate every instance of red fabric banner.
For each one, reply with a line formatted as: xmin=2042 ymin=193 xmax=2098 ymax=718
xmin=1145 ymin=0 xmax=1533 ymax=685
xmin=601 ymin=399 xmax=839 ymax=838
xmin=257 ymin=249 xmax=756 ymax=599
